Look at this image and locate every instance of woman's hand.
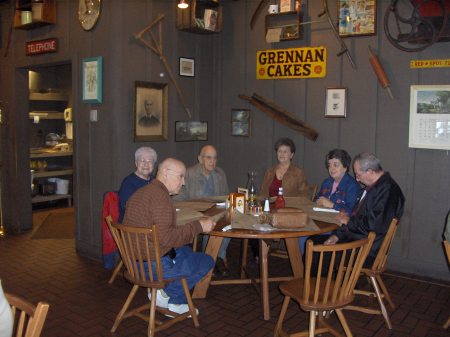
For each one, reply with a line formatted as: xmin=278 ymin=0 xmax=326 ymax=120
xmin=316 ymin=196 xmax=334 ymax=209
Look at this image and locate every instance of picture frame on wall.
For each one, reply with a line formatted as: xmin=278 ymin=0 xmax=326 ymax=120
xmin=325 ymin=87 xmax=347 ymax=118
xmin=179 ymin=57 xmax=195 ymax=77
xmin=134 ymin=81 xmax=168 ymax=142
xmin=408 ymin=85 xmax=450 ymax=150
xmin=82 ymin=56 xmax=102 ymax=103
xmin=231 ymin=109 xmax=251 ymax=137
xmin=338 ymin=0 xmax=376 ymax=37
xmin=175 ymin=121 xmax=208 ymax=142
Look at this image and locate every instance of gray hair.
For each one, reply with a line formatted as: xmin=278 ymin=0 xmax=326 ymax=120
xmin=354 ymin=152 xmax=383 ymax=173
xmin=135 ymin=146 xmax=157 ymax=163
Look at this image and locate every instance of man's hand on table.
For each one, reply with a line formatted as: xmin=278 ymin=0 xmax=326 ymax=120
xmin=200 ymin=217 xmax=216 ymax=233
xmin=335 ymin=211 xmax=349 ymax=225
xmin=324 ymin=235 xmax=339 ymax=245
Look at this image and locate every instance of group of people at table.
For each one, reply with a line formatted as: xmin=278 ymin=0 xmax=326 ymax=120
xmin=116 ymin=137 xmax=405 ymax=316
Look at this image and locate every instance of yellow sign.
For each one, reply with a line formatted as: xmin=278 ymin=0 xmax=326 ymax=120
xmin=256 ymin=46 xmax=326 ymax=79
xmin=410 ymin=59 xmax=450 ymax=68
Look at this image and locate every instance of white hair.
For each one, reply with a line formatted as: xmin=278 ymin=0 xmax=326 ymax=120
xmin=135 ymin=146 xmax=157 ymax=163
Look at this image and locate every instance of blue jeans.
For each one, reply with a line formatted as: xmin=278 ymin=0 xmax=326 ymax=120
xmin=202 ymin=235 xmax=231 ymax=260
xmin=145 ymin=246 xmax=214 ymax=305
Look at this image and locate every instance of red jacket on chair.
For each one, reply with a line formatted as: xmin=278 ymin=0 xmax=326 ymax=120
xmin=102 ymin=191 xmax=119 ymax=268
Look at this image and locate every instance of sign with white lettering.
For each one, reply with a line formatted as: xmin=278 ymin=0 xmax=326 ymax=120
xmin=26 ymin=38 xmax=58 ymax=56
xmin=256 ymin=46 xmax=326 ymax=79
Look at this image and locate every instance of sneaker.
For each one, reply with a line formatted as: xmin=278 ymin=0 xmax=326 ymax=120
xmin=166 ymin=303 xmax=199 ymax=318
xmin=147 ymin=289 xmax=170 ymax=308
xmin=213 ymin=257 xmax=229 ymax=277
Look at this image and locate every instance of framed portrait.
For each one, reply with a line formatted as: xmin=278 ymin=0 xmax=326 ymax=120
xmin=82 ymin=56 xmax=102 ymax=103
xmin=338 ymin=0 xmax=377 ymax=37
xmin=175 ymin=121 xmax=208 ymax=142
xmin=237 ymin=187 xmax=249 ymax=198
xmin=179 ymin=57 xmax=195 ymax=77
xmin=229 ymin=193 xmax=246 ymax=214
xmin=408 ymin=85 xmax=450 ymax=150
xmin=231 ymin=109 xmax=251 ymax=137
xmin=134 ymin=81 xmax=168 ymax=142
xmin=325 ymin=87 xmax=347 ymax=118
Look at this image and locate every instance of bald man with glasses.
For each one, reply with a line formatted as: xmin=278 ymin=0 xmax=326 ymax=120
xmin=123 ymin=158 xmax=215 ymax=316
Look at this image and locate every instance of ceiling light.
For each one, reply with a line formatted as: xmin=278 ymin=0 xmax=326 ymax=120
xmin=178 ymin=0 xmax=189 ymax=9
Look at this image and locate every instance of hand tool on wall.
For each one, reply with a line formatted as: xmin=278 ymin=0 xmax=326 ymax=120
xmin=239 ymin=93 xmax=318 ymax=141
xmin=135 ymin=14 xmax=192 ymax=119
xmin=368 ymin=46 xmax=394 ymax=100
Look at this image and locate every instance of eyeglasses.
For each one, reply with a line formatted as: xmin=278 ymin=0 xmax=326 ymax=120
xmin=166 ymin=168 xmax=185 ymax=179
xmin=202 ymin=155 xmax=217 ymax=160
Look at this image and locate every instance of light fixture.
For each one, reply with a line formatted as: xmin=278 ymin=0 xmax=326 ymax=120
xmin=178 ymin=0 xmax=189 ymax=9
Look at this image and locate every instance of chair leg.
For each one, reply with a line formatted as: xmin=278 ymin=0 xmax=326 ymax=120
xmin=148 ymin=288 xmax=157 ymax=337
xmin=108 ymin=260 xmax=123 ymax=284
xmin=274 ymin=295 xmax=291 ymax=337
xmin=309 ymin=311 xmax=317 ymax=337
xmin=375 ymin=274 xmax=395 ymax=309
xmin=369 ymin=276 xmax=392 ymax=329
xmin=443 ymin=315 xmax=450 ymax=329
xmin=111 ymin=284 xmax=139 ymax=332
xmin=335 ymin=309 xmax=353 ymax=337
xmin=181 ymin=278 xmax=199 ymax=327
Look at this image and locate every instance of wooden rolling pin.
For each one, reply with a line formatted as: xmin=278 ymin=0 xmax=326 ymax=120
xmin=368 ymin=46 xmax=394 ymax=100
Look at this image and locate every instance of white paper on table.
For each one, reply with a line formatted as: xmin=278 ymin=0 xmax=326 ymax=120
xmin=215 ymin=202 xmax=226 ymax=207
xmin=313 ymin=207 xmax=339 ymax=213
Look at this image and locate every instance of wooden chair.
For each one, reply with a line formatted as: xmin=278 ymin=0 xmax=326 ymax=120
xmin=345 ymin=218 xmax=399 ymax=329
xmin=6 ymin=293 xmax=49 ymax=337
xmin=307 ymin=184 xmax=319 ymax=202
xmin=443 ymin=240 xmax=450 ymax=329
xmin=274 ymin=232 xmax=375 ymax=337
xmin=105 ymin=216 xmax=199 ymax=336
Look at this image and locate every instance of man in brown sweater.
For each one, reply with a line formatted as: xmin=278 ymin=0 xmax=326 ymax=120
xmin=123 ymin=158 xmax=215 ymax=315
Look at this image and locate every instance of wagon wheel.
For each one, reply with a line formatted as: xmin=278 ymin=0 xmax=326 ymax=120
xmin=384 ymin=0 xmax=448 ymax=52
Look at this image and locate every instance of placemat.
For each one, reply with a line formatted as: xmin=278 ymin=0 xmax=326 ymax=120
xmin=284 ymin=197 xmax=341 ymax=225
xmin=174 ymin=201 xmax=215 ymax=212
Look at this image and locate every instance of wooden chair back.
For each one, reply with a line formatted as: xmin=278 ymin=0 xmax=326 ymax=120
xmin=105 ymin=215 xmax=165 ymax=289
xmin=302 ymin=232 xmax=375 ymax=309
xmin=308 ymin=184 xmax=319 ymax=201
xmin=444 ymin=240 xmax=450 ymax=264
xmin=6 ymin=293 xmax=49 ymax=337
xmin=370 ymin=218 xmax=399 ymax=274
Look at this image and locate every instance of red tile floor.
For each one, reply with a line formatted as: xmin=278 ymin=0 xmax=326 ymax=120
xmin=0 ymin=208 xmax=449 ymax=336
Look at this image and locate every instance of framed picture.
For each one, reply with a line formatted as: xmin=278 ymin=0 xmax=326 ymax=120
xmin=179 ymin=57 xmax=195 ymax=77
xmin=175 ymin=121 xmax=208 ymax=142
xmin=82 ymin=56 xmax=102 ymax=103
xmin=134 ymin=81 xmax=168 ymax=142
xmin=338 ymin=0 xmax=376 ymax=37
xmin=237 ymin=187 xmax=249 ymax=198
xmin=231 ymin=109 xmax=251 ymax=137
xmin=229 ymin=193 xmax=246 ymax=214
xmin=325 ymin=87 xmax=347 ymax=118
xmin=408 ymin=85 xmax=450 ymax=150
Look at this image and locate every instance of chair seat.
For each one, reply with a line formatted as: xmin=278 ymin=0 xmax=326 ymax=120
xmin=280 ymin=277 xmax=355 ymax=311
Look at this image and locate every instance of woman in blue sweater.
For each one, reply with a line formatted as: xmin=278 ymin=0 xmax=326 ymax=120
xmin=118 ymin=147 xmax=157 ymax=223
xmin=299 ymin=149 xmax=361 ymax=253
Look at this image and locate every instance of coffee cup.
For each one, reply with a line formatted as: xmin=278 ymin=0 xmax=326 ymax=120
xmin=268 ymin=4 xmax=279 ymax=14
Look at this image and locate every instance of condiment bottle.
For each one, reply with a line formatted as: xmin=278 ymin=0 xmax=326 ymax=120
xmin=263 ymin=198 xmax=270 ymax=213
xmin=274 ymin=187 xmax=285 ymax=209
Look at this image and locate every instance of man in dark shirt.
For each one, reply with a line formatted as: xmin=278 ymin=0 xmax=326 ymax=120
xmin=322 ymin=152 xmax=405 ymax=265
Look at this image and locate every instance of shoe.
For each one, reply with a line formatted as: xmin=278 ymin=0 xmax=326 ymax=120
xmin=147 ymin=289 xmax=170 ymax=308
xmin=166 ymin=303 xmax=199 ymax=318
xmin=213 ymin=257 xmax=229 ymax=277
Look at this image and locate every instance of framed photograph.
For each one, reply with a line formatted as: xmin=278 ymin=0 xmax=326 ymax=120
xmin=175 ymin=121 xmax=208 ymax=142
xmin=82 ymin=56 xmax=102 ymax=103
xmin=231 ymin=109 xmax=251 ymax=137
xmin=409 ymin=85 xmax=450 ymax=150
xmin=179 ymin=57 xmax=195 ymax=77
xmin=134 ymin=81 xmax=168 ymax=142
xmin=325 ymin=87 xmax=347 ymax=118
xmin=230 ymin=193 xmax=246 ymax=214
xmin=338 ymin=0 xmax=376 ymax=37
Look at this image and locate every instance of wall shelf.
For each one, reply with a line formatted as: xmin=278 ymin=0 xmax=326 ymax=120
xmin=29 ymin=92 xmax=68 ymax=101
xmin=32 ymin=194 xmax=71 ymax=207
xmin=265 ymin=11 xmax=303 ymax=42
xmin=30 ymin=151 xmax=72 ymax=159
xmin=14 ymin=0 xmax=56 ymax=30
xmin=176 ymin=0 xmax=222 ymax=34
xmin=32 ymin=169 xmax=73 ymax=179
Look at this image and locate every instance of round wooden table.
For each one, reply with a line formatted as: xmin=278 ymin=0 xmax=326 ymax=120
xmin=192 ymin=208 xmax=338 ymax=320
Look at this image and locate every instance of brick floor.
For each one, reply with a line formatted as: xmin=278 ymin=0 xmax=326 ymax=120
xmin=0 ymin=208 xmax=449 ymax=336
